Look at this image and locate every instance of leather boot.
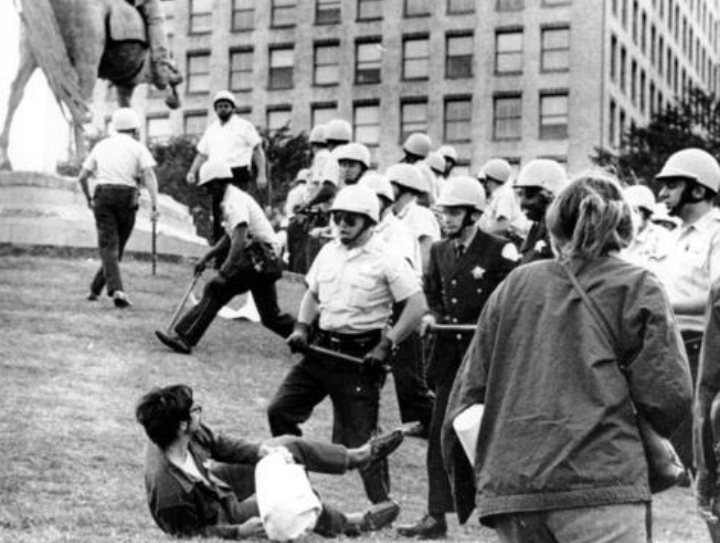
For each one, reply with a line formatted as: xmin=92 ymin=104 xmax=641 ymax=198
xmin=397 ymin=513 xmax=447 ymax=539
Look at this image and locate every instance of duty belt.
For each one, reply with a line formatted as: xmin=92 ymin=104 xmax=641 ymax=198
xmin=314 ymin=329 xmax=381 ymax=354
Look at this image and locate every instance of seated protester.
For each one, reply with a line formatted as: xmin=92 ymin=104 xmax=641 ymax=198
xmin=155 ymin=160 xmax=295 ymax=354
xmin=136 ymin=384 xmax=405 ymax=539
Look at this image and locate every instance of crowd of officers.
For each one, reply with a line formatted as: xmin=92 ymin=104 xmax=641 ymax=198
xmin=86 ymin=91 xmax=720 ymax=542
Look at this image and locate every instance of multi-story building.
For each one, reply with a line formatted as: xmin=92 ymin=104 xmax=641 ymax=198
xmin=125 ymin=0 xmax=720 ymax=175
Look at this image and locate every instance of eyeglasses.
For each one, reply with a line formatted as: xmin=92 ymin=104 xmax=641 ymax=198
xmin=332 ymin=212 xmax=360 ymax=227
xmin=190 ymin=405 xmax=202 ymax=414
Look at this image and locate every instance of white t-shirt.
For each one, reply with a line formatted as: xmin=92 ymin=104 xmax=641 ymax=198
xmin=82 ymin=133 xmax=156 ymax=187
xmin=222 ymin=185 xmax=279 ymax=248
xmin=197 ymin=115 xmax=262 ymax=169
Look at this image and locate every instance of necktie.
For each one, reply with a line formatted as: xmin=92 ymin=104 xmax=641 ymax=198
xmin=456 ymin=244 xmax=464 ymax=260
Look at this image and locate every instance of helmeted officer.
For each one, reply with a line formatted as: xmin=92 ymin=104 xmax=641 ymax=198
xmin=477 ymin=158 xmax=528 ymax=240
xmin=513 ymin=158 xmax=568 ymax=265
xmin=267 ymin=184 xmax=427 ymax=510
xmin=335 ymin=142 xmax=372 ymax=186
xmin=437 ymin=145 xmax=458 ymax=179
xmin=397 ymin=177 xmax=519 ymax=539
xmin=621 ymin=184 xmax=670 ymax=271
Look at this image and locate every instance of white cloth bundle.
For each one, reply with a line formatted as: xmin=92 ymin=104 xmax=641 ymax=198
xmin=453 ymin=404 xmax=484 ymax=467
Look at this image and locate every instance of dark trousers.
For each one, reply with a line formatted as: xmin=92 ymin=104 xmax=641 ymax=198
xmin=90 ymin=185 xmax=138 ymax=296
xmin=211 ymin=166 xmax=254 ymax=244
xmin=287 ymin=216 xmax=309 ymax=274
xmin=670 ymin=330 xmax=703 ymax=471
xmin=392 ymin=331 xmax=434 ymax=426
xmin=174 ymin=271 xmax=295 ymax=346
xmin=267 ymin=332 xmax=390 ymax=504
xmin=217 ymin=436 xmax=352 ymax=536
xmin=427 ymin=377 xmax=455 ymax=515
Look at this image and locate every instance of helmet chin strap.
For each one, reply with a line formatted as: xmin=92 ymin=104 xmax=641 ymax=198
xmin=340 ymin=217 xmax=374 ymax=246
xmin=671 ymin=183 xmax=705 ymax=215
xmin=446 ymin=208 xmax=476 ymax=239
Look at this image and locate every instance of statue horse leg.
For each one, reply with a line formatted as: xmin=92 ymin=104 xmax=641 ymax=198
xmin=0 ymin=33 xmax=38 ymax=171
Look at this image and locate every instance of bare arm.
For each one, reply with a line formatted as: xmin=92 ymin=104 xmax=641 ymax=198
xmin=77 ymin=168 xmax=94 ymax=208
xmin=252 ymin=145 xmax=267 ymax=189
xmin=219 ymin=223 xmax=249 ymax=277
xmin=186 ymin=152 xmax=208 ymax=184
xmin=141 ymin=167 xmax=159 ymax=219
xmin=386 ymin=291 xmax=427 ymax=345
xmin=297 ymin=289 xmax=320 ymax=325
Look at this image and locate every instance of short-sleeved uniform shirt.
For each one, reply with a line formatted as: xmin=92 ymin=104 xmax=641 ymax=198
xmin=374 ymin=212 xmax=421 ymax=275
xmin=197 ymin=116 xmax=261 ymax=169
xmin=306 ymin=235 xmax=421 ymax=333
xmin=396 ymin=201 xmax=441 ymax=243
xmin=82 ymin=133 xmax=156 ymax=187
xmin=654 ymin=208 xmax=720 ymax=332
xmin=222 ymin=185 xmax=279 ymax=248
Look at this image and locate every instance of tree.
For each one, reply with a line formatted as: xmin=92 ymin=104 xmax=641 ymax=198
xmin=259 ymin=125 xmax=311 ymax=209
xmin=592 ymin=88 xmax=720 ymax=192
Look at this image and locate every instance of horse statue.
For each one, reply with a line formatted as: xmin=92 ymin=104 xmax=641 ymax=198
xmin=0 ymin=0 xmax=183 ymax=171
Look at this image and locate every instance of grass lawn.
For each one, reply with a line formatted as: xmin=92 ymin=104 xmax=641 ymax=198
xmin=0 ymin=255 xmax=712 ymax=543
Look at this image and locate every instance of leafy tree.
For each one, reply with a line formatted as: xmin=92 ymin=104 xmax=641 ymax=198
xmin=259 ymin=124 xmax=311 ymax=209
xmin=592 ymin=88 xmax=720 ymax=193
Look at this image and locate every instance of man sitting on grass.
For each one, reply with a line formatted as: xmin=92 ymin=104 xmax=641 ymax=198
xmin=135 ymin=384 xmax=404 ymax=539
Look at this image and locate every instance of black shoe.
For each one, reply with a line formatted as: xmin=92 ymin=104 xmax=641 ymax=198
xmin=113 ymin=290 xmax=132 ymax=308
xmin=155 ymin=330 xmax=192 ymax=355
xmin=87 ymin=292 xmax=99 ymax=301
xmin=369 ymin=429 xmax=405 ymax=463
xmin=404 ymin=422 xmax=429 ymax=439
xmin=360 ymin=500 xmax=401 ymax=531
xmin=397 ymin=514 xmax=448 ymax=539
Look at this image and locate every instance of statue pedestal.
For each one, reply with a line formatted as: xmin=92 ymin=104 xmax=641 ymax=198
xmin=0 ymin=171 xmax=208 ymax=257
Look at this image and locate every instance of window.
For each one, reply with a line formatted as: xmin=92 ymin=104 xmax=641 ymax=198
xmin=184 ymin=111 xmax=207 ymax=138
xmin=311 ymin=102 xmax=338 ymax=127
xmin=620 ymin=46 xmax=627 ymax=93
xmin=493 ymin=94 xmax=522 ymax=140
xmin=448 ymin=0 xmax=474 ymax=13
xmin=610 ymin=34 xmax=617 ymax=82
xmin=446 ymin=34 xmax=473 ymax=79
xmin=186 ymin=52 xmax=211 ymax=94
xmin=146 ymin=115 xmax=171 ymax=143
xmin=444 ymin=97 xmax=472 ymax=142
xmin=543 ymin=0 xmax=571 ymax=5
xmin=405 ymin=0 xmax=430 ymax=17
xmin=497 ymin=0 xmax=524 ymax=11
xmin=314 ymin=42 xmax=340 ymax=85
xmin=269 ymin=47 xmax=294 ymax=89
xmin=316 ymin=0 xmax=341 ymax=24
xmin=357 ymin=0 xmax=383 ymax=20
xmin=231 ymin=0 xmax=254 ymax=31
xmin=229 ymin=48 xmax=253 ymax=92
xmin=355 ymin=40 xmax=382 ymax=84
xmin=539 ymin=92 xmax=569 ymax=139
xmin=400 ymin=99 xmax=428 ymax=142
xmin=630 ymin=59 xmax=637 ymax=104
xmin=609 ymin=99 xmax=617 ymax=146
xmin=354 ymin=102 xmax=380 ymax=147
xmin=189 ymin=0 xmax=212 ymax=33
xmin=495 ymin=29 xmax=523 ymax=74
xmin=272 ymin=0 xmax=296 ymax=27
xmin=267 ymin=107 xmax=292 ymax=132
xmin=402 ymin=36 xmax=429 ymax=80
xmin=541 ymin=26 xmax=570 ymax=72
xmin=639 ymin=69 xmax=646 ymax=113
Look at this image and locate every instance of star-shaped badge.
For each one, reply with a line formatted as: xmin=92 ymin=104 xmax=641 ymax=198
xmin=535 ymin=240 xmax=547 ymax=252
xmin=471 ymin=266 xmax=486 ymax=279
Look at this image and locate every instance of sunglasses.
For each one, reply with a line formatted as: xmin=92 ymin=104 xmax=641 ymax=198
xmin=332 ymin=212 xmax=361 ymax=227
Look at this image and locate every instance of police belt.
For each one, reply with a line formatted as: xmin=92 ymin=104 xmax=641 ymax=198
xmin=313 ymin=329 xmax=381 ymax=358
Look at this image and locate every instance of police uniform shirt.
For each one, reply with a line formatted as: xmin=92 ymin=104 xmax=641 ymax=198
xmin=478 ymin=184 xmax=529 ymax=236
xmin=654 ymin=207 xmax=720 ymax=332
xmin=197 ymin=115 xmax=261 ymax=169
xmin=620 ymin=220 xmax=671 ymax=273
xmin=374 ymin=213 xmax=421 ymax=274
xmin=222 ymin=185 xmax=279 ymax=248
xmin=306 ymin=235 xmax=421 ymax=333
xmin=320 ymin=149 xmax=341 ymax=187
xmin=82 ymin=133 xmax=156 ymax=187
xmin=285 ymin=183 xmax=308 ymax=220
xmin=396 ymin=201 xmax=441 ymax=243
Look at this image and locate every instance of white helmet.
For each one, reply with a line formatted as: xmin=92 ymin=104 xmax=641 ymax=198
xmin=624 ymin=184 xmax=656 ymax=212
xmin=309 ymin=124 xmax=327 ymax=144
xmin=478 ymin=158 xmax=512 ymax=184
xmin=436 ymin=176 xmax=486 ymax=212
xmin=212 ymin=90 xmax=237 ymax=108
xmin=199 ymin=159 xmax=233 ymax=186
xmin=325 ymin=119 xmax=352 ymax=143
xmin=112 ymin=108 xmax=140 ymax=132
xmin=360 ymin=171 xmax=394 ymax=202
xmin=438 ymin=145 xmax=459 ymax=164
xmin=403 ymin=133 xmax=432 ymax=158
xmin=335 ymin=143 xmax=371 ymax=168
xmin=655 ymin=148 xmax=720 ymax=193
xmin=515 ymin=159 xmax=568 ymax=195
xmin=331 ymin=185 xmax=379 ymax=223
xmin=386 ymin=163 xmax=429 ymax=194
xmin=426 ymin=152 xmax=446 ymax=175
xmin=295 ymin=168 xmax=310 ymax=183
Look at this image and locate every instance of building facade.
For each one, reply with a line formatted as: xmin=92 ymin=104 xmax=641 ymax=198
xmin=120 ymin=0 xmax=720 ymax=176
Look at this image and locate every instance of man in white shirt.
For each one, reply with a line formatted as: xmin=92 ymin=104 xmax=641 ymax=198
xmin=477 ymin=158 xmax=528 ymax=242
xmin=156 ymin=160 xmax=294 ymax=354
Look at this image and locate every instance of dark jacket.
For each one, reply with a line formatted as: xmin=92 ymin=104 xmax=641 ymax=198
xmin=442 ymin=257 xmax=692 ymax=524
xmin=519 ymin=221 xmax=554 ymax=265
xmin=144 ymin=424 xmax=260 ymax=538
xmin=424 ymin=229 xmax=516 ymax=385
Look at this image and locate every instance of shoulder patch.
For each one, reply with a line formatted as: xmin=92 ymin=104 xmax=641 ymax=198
xmin=501 ymin=243 xmax=521 ymax=262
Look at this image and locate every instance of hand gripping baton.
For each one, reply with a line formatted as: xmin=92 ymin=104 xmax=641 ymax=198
xmin=166 ymin=273 xmax=201 ymax=333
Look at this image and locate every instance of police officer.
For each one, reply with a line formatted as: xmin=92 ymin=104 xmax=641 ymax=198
xmin=653 ymin=149 xmax=720 ymax=479
xmin=155 ymin=160 xmax=294 ymax=354
xmin=336 ymin=142 xmax=372 ymax=186
xmin=437 ymin=145 xmax=458 ymax=179
xmin=285 ymin=168 xmax=310 ymax=273
xmin=78 ymin=108 xmax=159 ymax=308
xmin=477 ymin=158 xmax=528 ymax=240
xmin=397 ymin=177 xmax=518 ymax=539
xmin=401 ymin=133 xmax=436 ymax=207
xmin=513 ymin=159 xmax=569 ymax=265
xmin=621 ymin=184 xmax=670 ymax=271
xmin=267 ymin=185 xmax=426 ymax=509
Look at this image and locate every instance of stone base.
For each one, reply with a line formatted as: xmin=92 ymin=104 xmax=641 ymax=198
xmin=0 ymin=171 xmax=208 ymax=257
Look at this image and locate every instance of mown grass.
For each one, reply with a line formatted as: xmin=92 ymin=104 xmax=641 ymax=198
xmin=0 ymin=255 xmax=711 ymax=542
